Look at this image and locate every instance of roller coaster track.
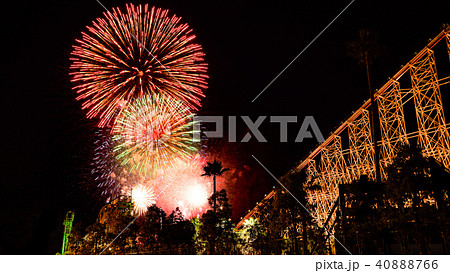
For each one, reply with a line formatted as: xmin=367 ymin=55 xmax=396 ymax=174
xmin=237 ymin=26 xmax=450 ymax=230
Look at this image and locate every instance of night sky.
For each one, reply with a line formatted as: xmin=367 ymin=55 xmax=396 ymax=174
xmin=2 ymin=0 xmax=450 ymax=254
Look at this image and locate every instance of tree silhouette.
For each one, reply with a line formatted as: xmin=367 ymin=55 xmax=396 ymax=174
xmin=337 ymin=144 xmax=450 ymax=254
xmin=337 ymin=175 xmax=385 ymax=254
xmin=201 ymin=160 xmax=230 ymax=254
xmin=383 ymin=144 xmax=440 ymax=254
xmin=245 ymin=172 xmax=326 ymax=254
xmin=197 ymin=190 xmax=238 ymax=254
xmin=137 ymin=205 xmax=166 ymax=254
xmin=239 ymin=217 xmax=265 ymax=254
xmin=163 ymin=208 xmax=195 ymax=254
xmin=272 ymin=173 xmax=314 ymax=254
xmin=202 ymin=159 xmax=230 ymax=216
xmin=347 ymin=29 xmax=384 ymax=183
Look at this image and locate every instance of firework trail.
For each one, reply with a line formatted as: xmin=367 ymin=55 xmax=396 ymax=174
xmin=112 ymin=94 xmax=198 ymax=176
xmin=70 ymin=4 xmax=208 ymax=127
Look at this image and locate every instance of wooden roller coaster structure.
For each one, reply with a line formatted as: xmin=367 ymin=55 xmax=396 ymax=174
xmin=237 ymin=26 xmax=450 ymax=232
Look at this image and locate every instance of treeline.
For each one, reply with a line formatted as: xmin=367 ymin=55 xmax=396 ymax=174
xmin=68 ymin=189 xmax=239 ymax=254
xmin=67 ymin=184 xmax=328 ymax=255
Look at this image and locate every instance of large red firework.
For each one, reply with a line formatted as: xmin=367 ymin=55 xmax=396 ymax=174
xmin=70 ymin=4 xmax=208 ymax=127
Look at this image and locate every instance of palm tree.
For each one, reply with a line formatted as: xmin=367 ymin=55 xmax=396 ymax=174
xmin=347 ymin=29 xmax=384 ymax=183
xmin=202 ymin=159 xmax=230 ymax=215
xmin=201 ymin=160 xmax=229 ymax=254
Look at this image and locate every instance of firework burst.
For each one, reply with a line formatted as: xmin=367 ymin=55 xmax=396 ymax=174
xmin=91 ymin=129 xmax=145 ymax=198
xmin=112 ymin=94 xmax=198 ymax=176
xmin=91 ymin=129 xmax=126 ymax=198
xmin=154 ymin=155 xmax=212 ymax=219
xmin=185 ymin=183 xmax=209 ymax=208
xmin=70 ymin=4 xmax=208 ymax=127
xmin=132 ymin=184 xmax=156 ymax=216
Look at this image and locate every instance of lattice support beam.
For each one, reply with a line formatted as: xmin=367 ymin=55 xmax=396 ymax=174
xmin=447 ymin=33 xmax=450 ymax=63
xmin=410 ymin=49 xmax=450 ymax=168
xmin=377 ymin=81 xmax=409 ymax=179
xmin=315 ymin=136 xmax=349 ymax=226
xmin=348 ymin=109 xmax=375 ymax=180
xmin=305 ymin=159 xmax=328 ymax=226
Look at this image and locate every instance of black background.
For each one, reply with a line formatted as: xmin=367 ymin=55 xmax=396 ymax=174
xmin=2 ymin=0 xmax=450 ymax=254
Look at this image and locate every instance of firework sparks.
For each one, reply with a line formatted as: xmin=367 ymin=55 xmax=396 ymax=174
xmin=112 ymin=94 xmax=198 ymax=176
xmin=132 ymin=184 xmax=156 ymax=216
xmin=185 ymin=182 xmax=209 ymax=209
xmin=154 ymin=156 xmax=212 ymax=218
xmin=70 ymin=4 xmax=208 ymax=127
xmin=91 ymin=129 xmax=128 ymax=198
xmin=91 ymin=129 xmax=149 ymax=198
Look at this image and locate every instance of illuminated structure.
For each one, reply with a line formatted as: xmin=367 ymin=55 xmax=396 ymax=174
xmin=237 ymin=26 xmax=450 ymax=232
xmin=61 ymin=211 xmax=75 ymax=255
